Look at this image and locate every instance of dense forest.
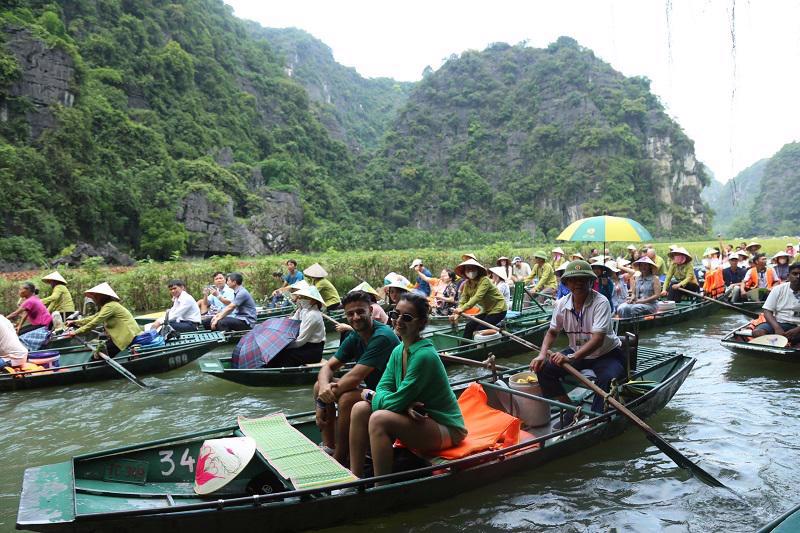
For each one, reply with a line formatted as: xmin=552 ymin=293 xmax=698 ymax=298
xmin=0 ymin=1 xmax=716 ymax=265
xmin=702 ymin=159 xmax=767 ymax=236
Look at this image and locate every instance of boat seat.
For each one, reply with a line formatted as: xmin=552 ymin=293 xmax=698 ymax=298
xmin=237 ymin=414 xmax=357 ymax=491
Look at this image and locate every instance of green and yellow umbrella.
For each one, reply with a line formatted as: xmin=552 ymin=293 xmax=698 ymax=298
xmin=556 ymin=215 xmax=653 ymax=242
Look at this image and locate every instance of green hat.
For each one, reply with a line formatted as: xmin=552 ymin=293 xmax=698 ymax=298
xmin=532 ymin=250 xmax=548 ymax=261
xmin=560 ymin=260 xmax=597 ymax=280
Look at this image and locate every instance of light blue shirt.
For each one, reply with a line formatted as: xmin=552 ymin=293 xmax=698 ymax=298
xmin=208 ymin=286 xmax=235 ymax=312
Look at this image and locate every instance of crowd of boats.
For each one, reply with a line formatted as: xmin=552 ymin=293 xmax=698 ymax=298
xmin=3 ymin=240 xmax=800 ymax=532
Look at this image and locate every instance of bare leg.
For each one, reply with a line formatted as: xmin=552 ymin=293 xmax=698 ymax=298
xmin=334 ymin=390 xmax=362 ymax=465
xmin=313 ymin=381 xmax=336 ymax=449
xmin=349 ymin=400 xmax=372 ymax=478
xmin=368 ymin=410 xmax=444 ymax=485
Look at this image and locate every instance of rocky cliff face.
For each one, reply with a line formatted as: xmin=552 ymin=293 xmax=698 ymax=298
xmin=647 ymin=136 xmax=706 ymax=230
xmin=3 ymin=27 xmax=75 ymax=139
xmin=178 ymin=188 xmax=303 ymax=257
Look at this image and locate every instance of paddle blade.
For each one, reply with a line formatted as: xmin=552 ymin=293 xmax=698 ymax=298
xmin=645 ymin=434 xmax=727 ymax=488
xmin=749 ymin=334 xmax=789 ymax=347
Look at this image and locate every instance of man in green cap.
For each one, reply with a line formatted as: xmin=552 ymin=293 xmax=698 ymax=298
xmin=530 ymin=260 xmax=625 ymax=429
xmin=524 ymin=250 xmax=557 ymax=303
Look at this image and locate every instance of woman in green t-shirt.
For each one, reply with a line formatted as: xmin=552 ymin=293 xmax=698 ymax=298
xmin=349 ymin=293 xmax=466 ymax=483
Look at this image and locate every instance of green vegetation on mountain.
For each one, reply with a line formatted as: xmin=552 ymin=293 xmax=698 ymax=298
xmin=0 ymin=0 xmax=357 ymax=259
xmin=364 ymin=38 xmax=710 ymax=240
xmin=252 ymin=26 xmax=412 ymax=152
xmin=1 ymin=4 xmax=713 ymax=262
xmin=729 ymin=142 xmax=800 ymax=237
xmin=702 ymin=159 xmax=766 ymax=236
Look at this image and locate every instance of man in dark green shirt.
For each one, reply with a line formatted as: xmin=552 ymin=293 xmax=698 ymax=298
xmin=315 ymin=290 xmax=399 ymax=465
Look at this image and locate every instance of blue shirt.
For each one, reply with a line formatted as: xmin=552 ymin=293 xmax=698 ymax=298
xmin=208 ymin=286 xmax=235 ymax=311
xmin=416 ymin=267 xmax=432 ymax=296
xmin=230 ymin=286 xmax=258 ymax=327
xmin=283 ymin=271 xmax=304 ymax=285
xmin=556 ymin=282 xmax=570 ymax=299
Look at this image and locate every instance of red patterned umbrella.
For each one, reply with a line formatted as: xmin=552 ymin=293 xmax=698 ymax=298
xmin=232 ymin=317 xmax=301 ymax=369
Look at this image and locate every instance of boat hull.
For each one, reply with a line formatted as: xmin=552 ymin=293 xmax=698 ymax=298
xmin=17 ymin=351 xmax=695 ymax=532
xmin=720 ymin=329 xmax=800 ymax=361
xmin=616 ymin=299 xmax=718 ymax=335
xmin=2 ymin=333 xmax=225 ymax=392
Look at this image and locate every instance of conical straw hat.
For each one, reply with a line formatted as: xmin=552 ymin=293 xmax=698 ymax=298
xmin=194 ymin=437 xmax=257 ymax=495
xmin=349 ymin=281 xmax=378 ymax=296
xmin=461 ymin=253 xmax=477 ymax=261
xmin=489 ymin=266 xmax=509 ymax=281
xmin=85 ymin=282 xmax=120 ymax=301
xmin=551 ymin=247 xmax=565 ymax=255
xmin=455 ymin=259 xmax=487 ymax=279
xmin=42 ymin=271 xmax=67 ymax=284
xmin=294 ymin=286 xmax=325 ymax=306
xmin=303 ymin=263 xmax=328 ymax=278
xmin=289 ymin=279 xmax=310 ymax=292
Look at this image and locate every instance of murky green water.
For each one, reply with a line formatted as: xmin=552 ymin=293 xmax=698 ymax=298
xmin=1 ymin=311 xmax=797 ymax=532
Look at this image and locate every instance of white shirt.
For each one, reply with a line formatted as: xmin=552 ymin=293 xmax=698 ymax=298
xmin=289 ymin=304 xmax=325 ymax=347
xmin=168 ymin=290 xmax=202 ymax=324
xmin=0 ymin=314 xmax=28 ymax=362
xmin=496 ymin=281 xmax=512 ymax=306
xmin=512 ymin=262 xmax=532 ymax=280
xmin=550 ymin=290 xmax=621 ymax=359
xmin=763 ymin=283 xmax=800 ymax=325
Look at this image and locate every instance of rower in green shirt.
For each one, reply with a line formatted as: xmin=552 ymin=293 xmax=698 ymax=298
xmin=304 ymin=262 xmax=342 ymax=311
xmin=450 ymin=259 xmax=507 ymax=339
xmin=40 ymin=271 xmax=75 ymax=315
xmin=661 ymin=247 xmax=699 ymax=303
xmin=66 ymin=282 xmax=141 ymax=357
xmin=525 ymin=250 xmax=557 ymax=302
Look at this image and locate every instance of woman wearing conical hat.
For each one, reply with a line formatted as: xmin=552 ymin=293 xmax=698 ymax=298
xmin=40 ymin=271 xmax=75 ymax=316
xmin=551 ymin=248 xmax=567 ymax=270
xmin=660 ymin=248 xmax=699 ymax=303
xmin=66 ymin=283 xmax=141 ymax=358
xmin=303 ymin=263 xmax=341 ymax=311
xmin=450 ymin=259 xmax=507 ymax=340
xmin=267 ymin=286 xmax=326 ymax=368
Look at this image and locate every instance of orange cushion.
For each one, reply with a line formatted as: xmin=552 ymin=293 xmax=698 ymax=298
xmin=435 ymin=383 xmax=522 ymax=459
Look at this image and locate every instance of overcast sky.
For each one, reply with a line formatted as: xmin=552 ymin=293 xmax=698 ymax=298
xmin=226 ymin=0 xmax=800 ymax=184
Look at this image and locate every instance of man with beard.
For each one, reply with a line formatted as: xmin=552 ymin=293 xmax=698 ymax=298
xmin=753 ymin=263 xmax=800 ymax=346
xmin=314 ymin=290 xmax=399 ymax=465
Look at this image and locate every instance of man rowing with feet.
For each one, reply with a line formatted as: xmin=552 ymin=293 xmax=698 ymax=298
xmin=314 ymin=290 xmax=400 ymax=465
xmin=529 ymin=260 xmax=625 ymax=429
xmin=753 ymin=263 xmax=800 ymax=346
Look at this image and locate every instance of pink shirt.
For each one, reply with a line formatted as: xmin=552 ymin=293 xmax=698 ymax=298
xmin=21 ymin=296 xmax=52 ymax=328
xmin=371 ymin=303 xmax=389 ymax=324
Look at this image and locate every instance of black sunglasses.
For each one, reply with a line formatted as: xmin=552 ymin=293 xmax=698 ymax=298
xmin=388 ymin=310 xmax=418 ymax=322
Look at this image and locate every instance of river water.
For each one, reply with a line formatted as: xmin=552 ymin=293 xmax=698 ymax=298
xmin=1 ymin=310 xmax=797 ymax=532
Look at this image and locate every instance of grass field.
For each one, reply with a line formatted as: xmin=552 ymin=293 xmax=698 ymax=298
xmin=1 ymin=236 xmax=796 ymax=313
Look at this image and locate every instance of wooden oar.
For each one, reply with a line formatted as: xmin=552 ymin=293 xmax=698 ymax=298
xmin=74 ymin=335 xmax=149 ymax=390
xmin=461 ymin=314 xmax=729 ymax=489
xmin=677 ymin=287 xmax=760 ymax=318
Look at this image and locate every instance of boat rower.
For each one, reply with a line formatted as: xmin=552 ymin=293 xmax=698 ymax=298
xmin=530 ymin=260 xmax=625 ymax=429
xmin=752 ymin=263 xmax=800 ymax=346
xmin=65 ymin=283 xmax=141 ymax=357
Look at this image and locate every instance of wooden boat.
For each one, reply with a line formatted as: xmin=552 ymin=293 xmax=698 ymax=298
xmin=757 ymin=502 xmax=800 ymax=532
xmin=16 ymin=346 xmax=693 ymax=532
xmin=720 ymin=325 xmax=800 ymax=361
xmin=134 ymin=305 xmax=295 ymax=326
xmin=199 ymin=310 xmax=553 ymax=387
xmin=615 ymin=298 xmax=718 ymax=335
xmin=2 ymin=332 xmax=226 ymax=392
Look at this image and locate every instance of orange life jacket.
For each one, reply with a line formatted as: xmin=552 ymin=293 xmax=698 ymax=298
xmin=703 ymin=268 xmax=725 ymax=298
xmin=744 ymin=267 xmax=776 ymax=290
